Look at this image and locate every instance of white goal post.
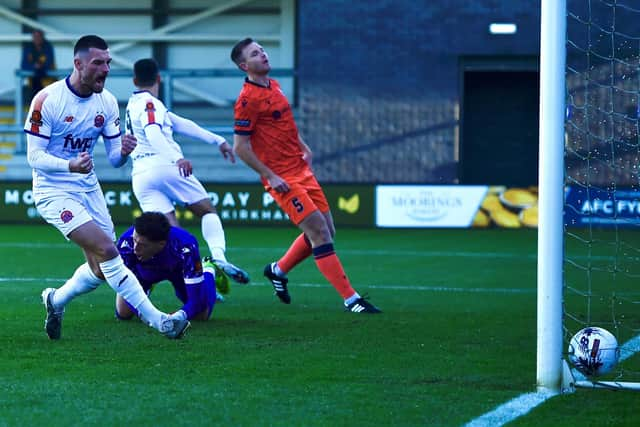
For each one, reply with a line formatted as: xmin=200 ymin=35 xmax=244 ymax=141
xmin=538 ymin=0 xmax=640 ymax=393
xmin=537 ymin=0 xmax=566 ymax=394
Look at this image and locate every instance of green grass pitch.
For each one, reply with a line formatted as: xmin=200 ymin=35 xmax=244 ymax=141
xmin=0 ymin=225 xmax=637 ymax=426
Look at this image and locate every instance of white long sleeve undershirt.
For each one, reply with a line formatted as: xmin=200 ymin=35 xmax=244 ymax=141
xmin=144 ymin=123 xmax=182 ymax=163
xmin=27 ymin=133 xmax=128 ymax=171
xmin=103 ymin=135 xmax=127 ymax=167
xmin=168 ymin=111 xmax=226 ymax=146
xmin=26 ymin=133 xmax=69 ymax=171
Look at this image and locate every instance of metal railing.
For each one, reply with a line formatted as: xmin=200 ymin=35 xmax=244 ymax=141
xmin=2 ymin=67 xmax=294 ymax=153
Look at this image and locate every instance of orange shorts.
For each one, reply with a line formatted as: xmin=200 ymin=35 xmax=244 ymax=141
xmin=266 ymin=171 xmax=329 ymax=225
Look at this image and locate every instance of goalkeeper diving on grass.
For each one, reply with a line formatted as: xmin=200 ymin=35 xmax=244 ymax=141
xmin=115 ymin=211 xmax=226 ymax=323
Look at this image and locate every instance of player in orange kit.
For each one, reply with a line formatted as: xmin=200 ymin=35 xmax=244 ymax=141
xmin=230 ymin=37 xmax=380 ymax=313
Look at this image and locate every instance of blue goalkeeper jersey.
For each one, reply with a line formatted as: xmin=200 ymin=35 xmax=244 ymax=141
xmin=117 ymin=225 xmax=204 ymax=301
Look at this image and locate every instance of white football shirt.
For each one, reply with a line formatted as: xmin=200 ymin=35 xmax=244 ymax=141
xmin=24 ymin=77 xmax=122 ymax=193
xmin=125 ymin=90 xmax=183 ymax=174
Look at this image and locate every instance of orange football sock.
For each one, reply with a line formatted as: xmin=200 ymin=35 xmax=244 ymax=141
xmin=313 ymin=243 xmax=356 ymax=299
xmin=277 ymin=233 xmax=312 ymax=273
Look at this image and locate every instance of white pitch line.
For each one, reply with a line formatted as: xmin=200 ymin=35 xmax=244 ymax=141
xmin=464 ymin=390 xmax=556 ymax=427
xmin=0 ymin=277 xmax=66 ymax=283
xmin=467 ymin=334 xmax=640 ymax=426
xmin=0 ymin=242 xmax=620 ymax=261
xmin=0 ymin=242 xmax=75 ymax=249
xmin=4 ymin=269 xmax=638 ymax=424
xmin=294 ymin=282 xmax=534 ymax=294
xmin=0 ymin=276 xmax=534 ymax=294
xmin=619 ymin=334 xmax=640 ymax=362
xmin=0 ymin=241 xmax=536 ymax=259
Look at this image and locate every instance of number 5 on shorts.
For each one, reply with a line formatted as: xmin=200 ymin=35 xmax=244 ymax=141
xmin=291 ymin=197 xmax=304 ymax=213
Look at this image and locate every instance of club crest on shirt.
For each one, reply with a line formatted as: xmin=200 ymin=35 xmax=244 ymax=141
xmin=94 ymin=114 xmax=105 ymax=128
xmin=241 ymin=98 xmax=248 ymax=108
xmin=30 ymin=110 xmax=43 ymax=125
xmin=29 ymin=110 xmax=43 ymax=133
xmin=60 ymin=210 xmax=74 ymax=223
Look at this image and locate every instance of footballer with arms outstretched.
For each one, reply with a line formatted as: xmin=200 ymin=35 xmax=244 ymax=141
xmin=115 ymin=212 xmax=218 ymax=323
xmin=25 ymin=35 xmax=189 ymax=340
xmin=125 ymin=58 xmax=249 ymax=288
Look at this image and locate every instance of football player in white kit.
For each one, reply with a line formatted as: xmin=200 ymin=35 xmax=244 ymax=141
xmin=25 ymin=35 xmax=189 ymax=340
xmin=125 ymin=58 xmax=249 ymax=286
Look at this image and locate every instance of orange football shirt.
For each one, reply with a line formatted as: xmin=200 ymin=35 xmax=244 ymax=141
xmin=233 ymin=78 xmax=308 ymax=178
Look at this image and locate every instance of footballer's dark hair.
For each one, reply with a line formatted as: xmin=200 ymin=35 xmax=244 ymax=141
xmin=73 ymin=35 xmax=108 ymax=55
xmin=134 ymin=212 xmax=170 ymax=242
xmin=133 ymin=58 xmax=159 ymax=87
xmin=230 ymin=37 xmax=254 ymax=66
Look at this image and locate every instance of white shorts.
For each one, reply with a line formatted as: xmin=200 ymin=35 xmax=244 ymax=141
xmin=34 ymin=188 xmax=115 ymax=240
xmin=132 ymin=165 xmax=209 ymax=213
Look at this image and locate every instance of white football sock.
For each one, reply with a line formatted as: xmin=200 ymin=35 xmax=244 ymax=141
xmin=344 ymin=293 xmax=361 ymax=305
xmin=99 ymin=256 xmax=167 ymax=332
xmin=52 ymin=262 xmax=103 ymax=309
xmin=202 ymin=213 xmax=226 ymax=262
xmin=273 ymin=262 xmax=286 ymax=277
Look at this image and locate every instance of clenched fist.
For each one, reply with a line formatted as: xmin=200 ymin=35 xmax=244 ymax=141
xmin=69 ymin=151 xmax=93 ymax=174
xmin=120 ymin=133 xmax=137 ymax=156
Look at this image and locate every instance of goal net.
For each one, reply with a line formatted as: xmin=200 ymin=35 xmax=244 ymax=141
xmin=564 ymin=0 xmax=640 ymax=387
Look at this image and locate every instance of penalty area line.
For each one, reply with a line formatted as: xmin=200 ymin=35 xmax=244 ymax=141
xmin=0 ymin=277 xmax=533 ymax=294
xmin=0 ymin=277 xmax=63 ymax=283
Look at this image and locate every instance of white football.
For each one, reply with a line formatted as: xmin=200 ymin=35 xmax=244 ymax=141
xmin=568 ymin=326 xmax=619 ymax=376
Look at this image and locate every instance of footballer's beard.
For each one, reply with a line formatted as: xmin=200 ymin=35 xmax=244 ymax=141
xmin=93 ymin=76 xmax=106 ymax=93
xmin=84 ymin=74 xmax=107 ymax=93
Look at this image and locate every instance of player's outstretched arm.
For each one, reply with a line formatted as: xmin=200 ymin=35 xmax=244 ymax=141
xmin=168 ymin=111 xmax=225 ymax=145
xmin=168 ymin=111 xmax=235 ymax=163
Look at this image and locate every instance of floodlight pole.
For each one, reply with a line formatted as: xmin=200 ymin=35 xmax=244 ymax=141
xmin=536 ymin=0 xmax=566 ymax=394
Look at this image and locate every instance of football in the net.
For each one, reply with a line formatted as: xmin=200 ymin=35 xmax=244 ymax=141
xmin=568 ymin=326 xmax=619 ymax=376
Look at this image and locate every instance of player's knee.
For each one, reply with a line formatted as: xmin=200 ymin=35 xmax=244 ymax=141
xmin=114 ymin=308 xmax=134 ymax=320
xmin=309 ymin=229 xmax=333 ymax=246
xmin=94 ymin=242 xmax=119 ymax=261
xmin=190 ymin=199 xmax=216 ymax=217
xmin=115 ymin=295 xmax=135 ymax=319
xmin=86 ymin=258 xmax=105 ymax=280
xmin=192 ymin=307 xmax=213 ymax=321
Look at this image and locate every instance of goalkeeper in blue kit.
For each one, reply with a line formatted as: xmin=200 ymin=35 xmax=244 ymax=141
xmin=115 ymin=211 xmax=219 ymax=322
